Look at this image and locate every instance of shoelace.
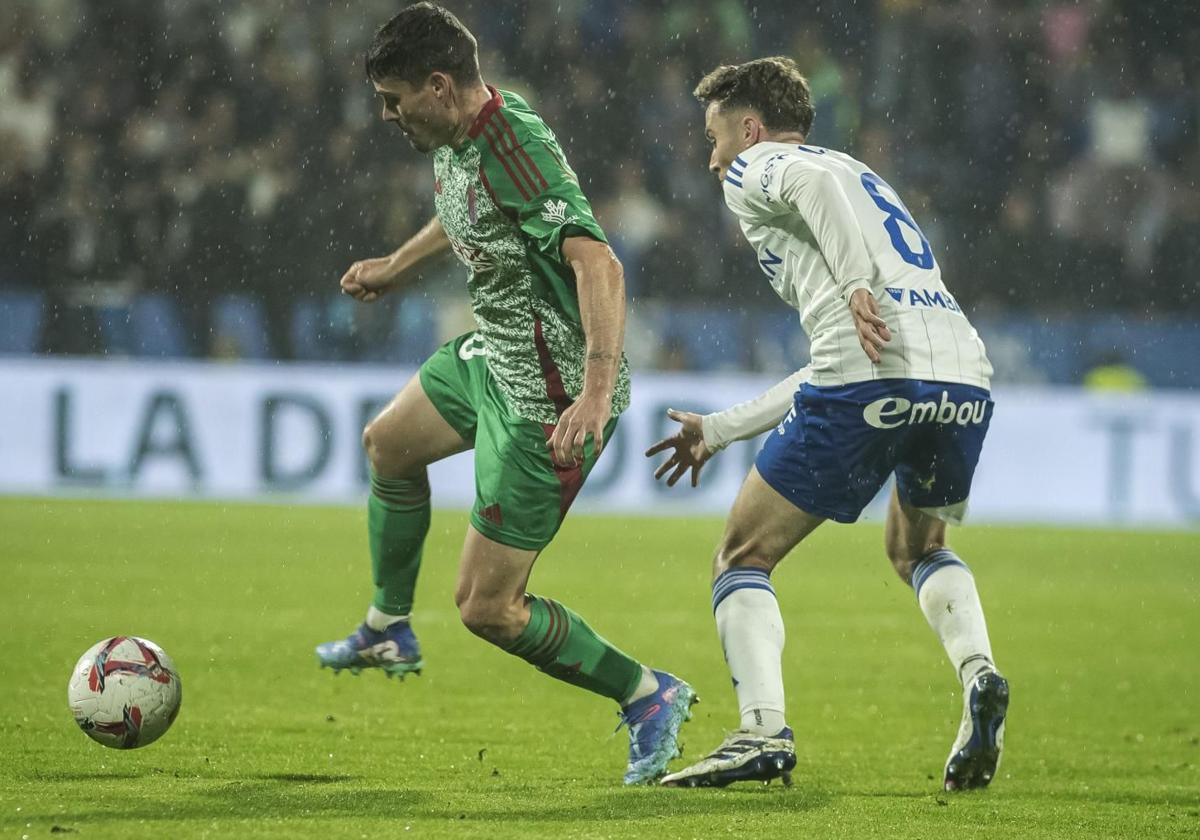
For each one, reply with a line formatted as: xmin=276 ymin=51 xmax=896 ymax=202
xmin=613 ymin=703 xmax=659 ymax=737
xmin=613 ymin=709 xmax=639 ymax=737
xmin=705 ymin=730 xmax=783 ymax=760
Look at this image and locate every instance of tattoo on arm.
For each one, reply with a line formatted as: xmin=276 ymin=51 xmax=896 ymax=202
xmin=587 ymin=351 xmax=616 ymax=362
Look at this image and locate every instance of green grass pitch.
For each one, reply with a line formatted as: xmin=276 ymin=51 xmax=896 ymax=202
xmin=2 ymin=497 xmax=1198 ymax=838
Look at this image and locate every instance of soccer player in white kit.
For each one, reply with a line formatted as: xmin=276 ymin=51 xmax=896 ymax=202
xmin=647 ymin=57 xmax=1009 ymax=790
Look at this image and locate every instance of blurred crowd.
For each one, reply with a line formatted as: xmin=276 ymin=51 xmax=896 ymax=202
xmin=1 ymin=0 xmax=1198 ymax=364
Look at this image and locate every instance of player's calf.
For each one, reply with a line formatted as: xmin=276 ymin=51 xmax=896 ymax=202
xmin=456 ymin=591 xmax=527 ymax=646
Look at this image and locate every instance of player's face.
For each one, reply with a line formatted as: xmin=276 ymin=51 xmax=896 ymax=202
xmin=704 ymin=102 xmax=757 ymax=183
xmin=373 ymin=77 xmax=453 ymax=153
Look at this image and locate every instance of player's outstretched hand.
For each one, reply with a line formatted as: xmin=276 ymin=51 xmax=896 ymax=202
xmin=644 ymin=409 xmax=713 ymax=488
xmin=547 ymin=390 xmax=611 ymax=468
xmin=340 ymin=256 xmax=399 ymax=303
xmin=849 ymin=288 xmax=892 ymax=363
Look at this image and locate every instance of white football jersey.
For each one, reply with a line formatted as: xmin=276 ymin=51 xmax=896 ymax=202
xmin=723 ymin=141 xmax=992 ymax=389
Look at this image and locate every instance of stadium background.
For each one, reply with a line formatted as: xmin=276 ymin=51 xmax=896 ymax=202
xmin=2 ymin=0 xmax=1198 ymax=376
xmin=2 ymin=0 xmax=1198 ymax=526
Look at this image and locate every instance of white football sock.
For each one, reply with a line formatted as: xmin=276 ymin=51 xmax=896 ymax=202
xmin=622 ymin=666 xmax=661 ymax=705
xmin=712 ymin=568 xmax=787 ymax=736
xmin=911 ymin=549 xmax=995 ymax=688
xmin=365 ymin=605 xmax=409 ymax=631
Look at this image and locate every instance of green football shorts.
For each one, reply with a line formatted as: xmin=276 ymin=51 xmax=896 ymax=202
xmin=419 ymin=332 xmax=618 ymax=551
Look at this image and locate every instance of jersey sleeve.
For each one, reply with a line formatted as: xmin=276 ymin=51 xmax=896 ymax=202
xmin=732 ymin=151 xmax=874 ymax=302
xmin=702 ymin=365 xmax=812 ymax=451
xmin=772 ymin=156 xmax=874 ymax=300
xmin=478 ymin=117 xmax=608 ymax=259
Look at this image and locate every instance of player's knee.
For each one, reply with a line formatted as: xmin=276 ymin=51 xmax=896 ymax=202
xmin=361 ymin=420 xmax=383 ymax=462
xmin=712 ymin=537 xmax=776 ymax=579
xmin=886 ymin=538 xmax=943 ymax=584
xmin=362 ymin=419 xmax=409 ymax=475
xmin=457 ymin=594 xmax=523 ymax=645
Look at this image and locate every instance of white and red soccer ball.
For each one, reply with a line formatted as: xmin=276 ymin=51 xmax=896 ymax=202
xmin=67 ymin=636 xmax=182 ymax=749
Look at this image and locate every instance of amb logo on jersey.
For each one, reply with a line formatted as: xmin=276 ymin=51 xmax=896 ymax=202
xmin=885 ymin=287 xmax=963 ymax=314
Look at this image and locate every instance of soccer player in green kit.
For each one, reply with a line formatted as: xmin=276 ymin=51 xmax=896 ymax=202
xmin=315 ymin=3 xmax=696 ymax=784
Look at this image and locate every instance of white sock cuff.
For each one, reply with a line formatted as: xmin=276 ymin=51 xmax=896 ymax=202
xmin=712 ymin=567 xmax=775 ymax=613
xmin=911 ymin=548 xmax=970 ymax=596
xmin=366 ymin=606 xmax=410 ymax=630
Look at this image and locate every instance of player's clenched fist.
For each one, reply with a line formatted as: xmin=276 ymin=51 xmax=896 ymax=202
xmin=340 ymin=256 xmax=399 ymax=302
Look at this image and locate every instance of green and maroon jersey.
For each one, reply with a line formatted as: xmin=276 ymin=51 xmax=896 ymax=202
xmin=431 ymin=86 xmax=631 ymax=426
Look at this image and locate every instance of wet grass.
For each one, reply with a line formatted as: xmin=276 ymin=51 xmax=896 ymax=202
xmin=2 ymin=498 xmax=1197 ymax=838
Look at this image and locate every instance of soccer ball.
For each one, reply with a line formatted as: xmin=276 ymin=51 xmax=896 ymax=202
xmin=67 ymin=636 xmax=182 ymax=749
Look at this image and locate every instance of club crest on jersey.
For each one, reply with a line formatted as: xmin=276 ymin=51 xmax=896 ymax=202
xmin=540 ymin=198 xmax=578 ymax=226
xmin=884 ymin=287 xmax=962 ymax=313
xmin=448 ymin=237 xmax=496 ymax=273
xmin=467 ymin=185 xmax=478 ymax=224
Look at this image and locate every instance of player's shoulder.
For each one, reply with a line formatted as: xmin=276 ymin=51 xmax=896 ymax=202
xmin=724 ymin=142 xmax=865 ymax=206
xmin=723 ymin=143 xmax=808 ymax=192
xmin=493 ymin=88 xmax=555 ymax=144
xmin=750 ymin=142 xmax=863 ymax=175
xmin=721 ymin=144 xmax=798 ymax=204
xmin=468 ymin=87 xmax=552 ymax=155
xmin=474 ymin=88 xmax=564 ymax=169
xmin=473 ymin=87 xmax=584 ymax=205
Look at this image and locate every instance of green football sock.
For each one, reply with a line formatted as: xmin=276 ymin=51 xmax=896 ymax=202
xmin=505 ymin=595 xmax=642 ymax=703
xmin=368 ymin=472 xmax=431 ymax=616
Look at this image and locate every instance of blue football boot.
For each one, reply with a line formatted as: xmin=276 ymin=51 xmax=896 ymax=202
xmin=618 ymin=670 xmax=698 ymax=785
xmin=315 ymin=621 xmax=423 ymax=679
xmin=944 ymin=670 xmax=1009 ymax=791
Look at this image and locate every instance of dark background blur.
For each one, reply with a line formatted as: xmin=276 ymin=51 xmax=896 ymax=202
xmin=2 ymin=0 xmax=1198 ymax=385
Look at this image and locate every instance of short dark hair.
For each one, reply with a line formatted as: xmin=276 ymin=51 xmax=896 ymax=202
xmin=365 ymin=2 xmax=480 ymax=85
xmin=693 ymin=57 xmax=815 ymax=135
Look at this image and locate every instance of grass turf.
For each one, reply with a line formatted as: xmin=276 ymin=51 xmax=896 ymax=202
xmin=1 ymin=497 xmax=1198 ymax=838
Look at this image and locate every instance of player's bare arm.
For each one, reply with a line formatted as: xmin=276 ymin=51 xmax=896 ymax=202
xmin=546 ymin=236 xmax=625 ymax=467
xmin=340 ymin=215 xmax=450 ymax=302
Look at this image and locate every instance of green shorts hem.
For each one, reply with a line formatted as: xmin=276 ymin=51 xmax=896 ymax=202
xmin=468 ymin=513 xmax=553 ymax=552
